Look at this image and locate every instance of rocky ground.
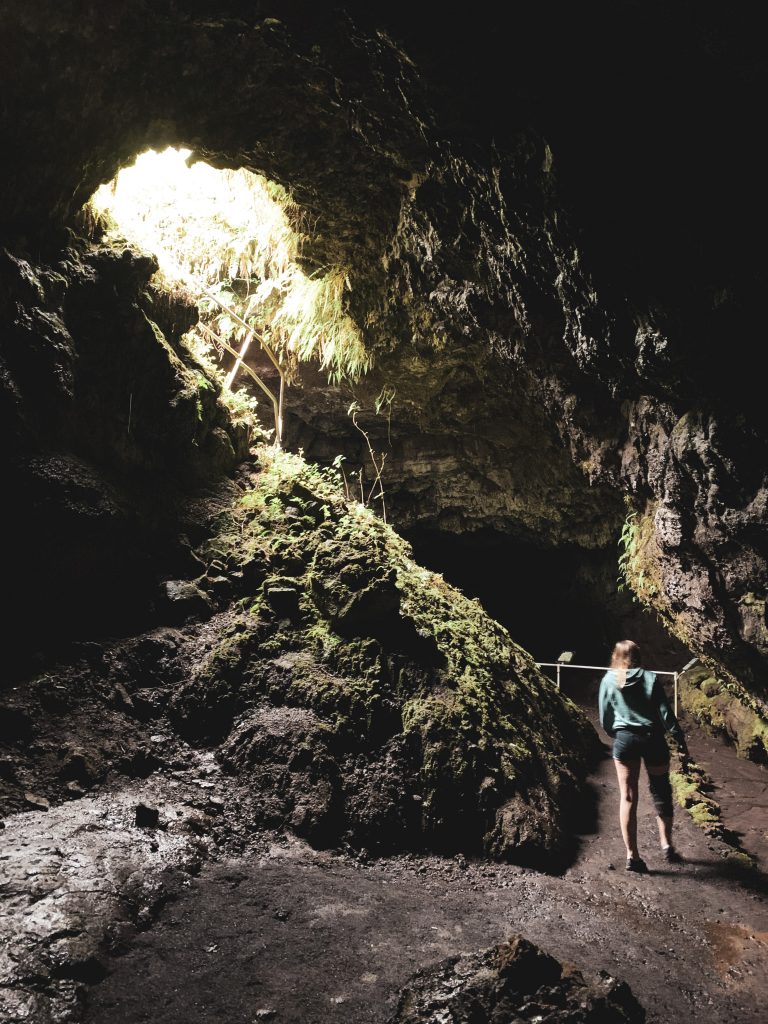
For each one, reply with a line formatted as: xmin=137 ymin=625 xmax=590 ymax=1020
xmin=3 ymin=693 xmax=766 ymax=1024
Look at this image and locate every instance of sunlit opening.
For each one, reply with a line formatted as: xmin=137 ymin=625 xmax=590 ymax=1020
xmin=87 ymin=148 xmax=370 ymax=432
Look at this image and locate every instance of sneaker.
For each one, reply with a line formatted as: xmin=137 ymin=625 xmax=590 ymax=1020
xmin=662 ymin=845 xmax=684 ymax=864
xmin=626 ymin=856 xmax=649 ymax=873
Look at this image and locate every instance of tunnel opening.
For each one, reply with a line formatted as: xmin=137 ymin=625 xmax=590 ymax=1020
xmin=82 ymin=147 xmax=684 ymax=687
xmin=406 ymin=526 xmax=691 ymax=704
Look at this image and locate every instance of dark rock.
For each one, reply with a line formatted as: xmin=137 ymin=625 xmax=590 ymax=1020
xmin=110 ymin=682 xmax=135 ymax=711
xmin=135 ymin=802 xmax=160 ymax=828
xmin=265 ymin=584 xmax=300 ymax=622
xmin=389 ymin=934 xmax=645 ymax=1023
xmin=0 ymin=706 xmax=32 ymax=743
xmin=59 ymin=747 xmax=97 ymax=785
xmin=182 ymin=811 xmax=212 ymax=835
xmin=121 ymin=747 xmax=159 ymax=779
xmin=163 ymin=580 xmax=213 ymax=623
xmin=219 ymin=704 xmax=343 ymax=846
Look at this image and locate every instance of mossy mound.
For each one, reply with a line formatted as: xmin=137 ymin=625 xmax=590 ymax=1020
xmin=670 ymin=753 xmax=756 ymax=866
xmin=170 ymin=446 xmax=595 ymax=862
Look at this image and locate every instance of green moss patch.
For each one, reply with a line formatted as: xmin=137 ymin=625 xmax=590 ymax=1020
xmin=670 ymin=755 xmax=756 ymax=866
xmin=679 ymin=665 xmax=768 ymax=764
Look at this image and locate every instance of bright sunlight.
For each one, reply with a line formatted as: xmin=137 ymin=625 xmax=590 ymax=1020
xmin=88 ymin=147 xmax=370 ymax=398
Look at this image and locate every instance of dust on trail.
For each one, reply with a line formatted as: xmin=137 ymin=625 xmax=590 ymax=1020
xmin=83 ymin=721 xmax=768 ymax=1024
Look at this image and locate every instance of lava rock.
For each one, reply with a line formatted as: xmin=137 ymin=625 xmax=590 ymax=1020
xmin=163 ymin=580 xmax=213 ymax=623
xmin=389 ymin=934 xmax=645 ymax=1023
xmin=266 ymin=584 xmax=300 ymax=621
xmin=23 ymin=792 xmax=50 ymax=811
xmin=59 ymin=746 xmax=97 ymax=785
xmin=219 ymin=704 xmax=342 ymax=845
xmin=135 ymin=802 xmax=160 ymax=828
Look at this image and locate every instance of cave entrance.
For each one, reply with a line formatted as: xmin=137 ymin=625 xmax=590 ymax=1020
xmin=86 ymin=147 xmax=369 ymax=443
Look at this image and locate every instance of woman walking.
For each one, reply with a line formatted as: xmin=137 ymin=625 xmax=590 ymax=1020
xmin=599 ymin=640 xmax=688 ymax=872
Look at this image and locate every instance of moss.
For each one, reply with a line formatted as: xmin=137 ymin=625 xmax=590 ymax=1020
xmin=619 ymin=502 xmax=768 ymax=766
xmin=678 ymin=664 xmax=768 ymax=764
xmin=618 ymin=499 xmax=662 ymax=606
xmin=191 ymin=443 xmax=596 ymax=860
xmin=723 ymin=849 xmax=756 ymax=868
xmin=670 ymin=757 xmax=756 ymax=866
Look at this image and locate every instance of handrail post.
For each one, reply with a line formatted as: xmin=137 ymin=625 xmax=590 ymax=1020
xmin=674 ymin=671 xmax=679 ymax=718
xmin=556 ymin=663 xmax=561 ymax=690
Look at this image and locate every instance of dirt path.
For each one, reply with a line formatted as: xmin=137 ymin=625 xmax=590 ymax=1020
xmin=84 ymin=728 xmax=768 ymax=1024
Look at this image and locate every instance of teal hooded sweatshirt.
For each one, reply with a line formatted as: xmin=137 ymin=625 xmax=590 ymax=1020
xmin=598 ymin=668 xmax=684 ymax=743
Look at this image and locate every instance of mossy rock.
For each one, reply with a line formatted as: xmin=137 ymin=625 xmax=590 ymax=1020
xmin=678 ymin=665 xmax=768 ymax=763
xmin=179 ymin=446 xmax=596 ymax=862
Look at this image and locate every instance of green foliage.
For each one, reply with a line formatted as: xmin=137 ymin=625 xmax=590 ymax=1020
xmin=616 ymin=498 xmax=659 ymax=606
xmin=616 ymin=502 xmax=638 ymax=594
xmin=670 ymin=756 xmax=755 ymax=864
xmin=678 ymin=664 xmax=768 ymax=762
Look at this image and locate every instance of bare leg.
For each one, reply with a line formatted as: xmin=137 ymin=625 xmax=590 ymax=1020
xmin=647 ymin=763 xmax=673 ymax=848
xmin=614 ymin=758 xmax=641 ymax=858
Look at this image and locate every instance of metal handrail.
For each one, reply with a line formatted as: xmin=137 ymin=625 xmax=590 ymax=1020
xmin=536 ymin=662 xmax=676 ymax=676
xmin=536 ymin=661 xmax=682 ymax=715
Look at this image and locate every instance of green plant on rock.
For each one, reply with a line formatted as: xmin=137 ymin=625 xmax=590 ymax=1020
xmin=670 ymin=754 xmax=756 ymax=866
xmin=677 ymin=663 xmax=768 ymax=763
xmin=617 ymin=502 xmax=638 ymax=595
xmin=617 ymin=498 xmax=659 ymax=606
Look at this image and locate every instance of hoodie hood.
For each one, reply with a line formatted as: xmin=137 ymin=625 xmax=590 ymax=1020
xmin=620 ymin=668 xmax=645 ymax=686
xmin=610 ymin=667 xmax=656 ymax=699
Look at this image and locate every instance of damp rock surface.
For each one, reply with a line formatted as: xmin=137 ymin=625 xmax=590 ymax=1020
xmin=389 ymin=934 xmax=644 ymax=1024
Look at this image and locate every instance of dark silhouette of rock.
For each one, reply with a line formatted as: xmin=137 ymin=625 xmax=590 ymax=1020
xmin=390 ymin=934 xmax=645 ymax=1023
xmin=135 ymin=802 xmax=160 ymax=828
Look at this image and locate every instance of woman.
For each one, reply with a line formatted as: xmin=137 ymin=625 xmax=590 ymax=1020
xmin=599 ymin=640 xmax=688 ymax=872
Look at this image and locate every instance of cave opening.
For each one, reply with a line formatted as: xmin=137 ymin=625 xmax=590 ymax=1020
xmin=82 ymin=147 xmax=674 ymax=687
xmin=85 ymin=146 xmax=369 ymax=444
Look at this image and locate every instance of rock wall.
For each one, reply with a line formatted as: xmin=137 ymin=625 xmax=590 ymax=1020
xmin=0 ymin=241 xmax=248 ymax=670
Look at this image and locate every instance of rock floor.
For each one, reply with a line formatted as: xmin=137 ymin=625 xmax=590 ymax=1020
xmin=84 ymin=722 xmax=768 ymax=1024
xmin=3 ymin=702 xmax=767 ymax=1024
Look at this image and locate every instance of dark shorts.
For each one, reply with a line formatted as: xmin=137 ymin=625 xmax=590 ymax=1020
xmin=612 ymin=728 xmax=669 ymax=767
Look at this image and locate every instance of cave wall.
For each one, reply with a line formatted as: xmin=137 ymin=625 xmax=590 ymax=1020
xmin=1 ymin=1 xmax=766 ymax=699
xmin=0 ymin=241 xmax=248 ymax=671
